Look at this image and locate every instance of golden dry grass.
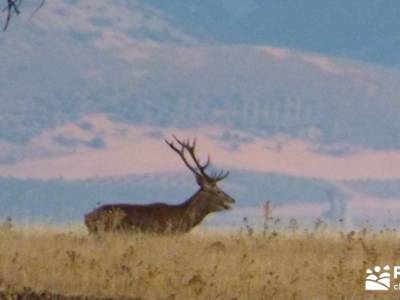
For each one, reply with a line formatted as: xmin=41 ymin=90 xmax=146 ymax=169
xmin=1 ymin=225 xmax=400 ymax=299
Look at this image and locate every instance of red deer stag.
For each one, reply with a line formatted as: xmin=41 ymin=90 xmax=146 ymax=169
xmin=84 ymin=136 xmax=235 ymax=234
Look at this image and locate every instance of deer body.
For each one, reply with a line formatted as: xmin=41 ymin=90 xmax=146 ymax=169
xmin=84 ymin=136 xmax=235 ymax=234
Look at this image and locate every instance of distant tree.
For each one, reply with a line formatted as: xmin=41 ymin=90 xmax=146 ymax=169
xmin=3 ymin=0 xmax=44 ymax=31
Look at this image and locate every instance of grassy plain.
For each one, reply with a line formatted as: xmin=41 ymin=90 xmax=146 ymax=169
xmin=0 ymin=225 xmax=400 ymax=299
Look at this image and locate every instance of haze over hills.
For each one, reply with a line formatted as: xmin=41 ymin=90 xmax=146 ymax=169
xmin=1 ymin=0 xmax=400 ymax=227
xmin=145 ymin=0 xmax=400 ymax=66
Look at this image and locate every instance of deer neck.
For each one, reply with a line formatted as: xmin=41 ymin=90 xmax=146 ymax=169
xmin=183 ymin=189 xmax=212 ymax=230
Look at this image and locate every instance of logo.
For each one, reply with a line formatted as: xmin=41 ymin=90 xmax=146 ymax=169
xmin=365 ymin=265 xmax=391 ymax=291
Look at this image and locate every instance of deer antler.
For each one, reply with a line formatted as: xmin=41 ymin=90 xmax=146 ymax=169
xmin=210 ymin=169 xmax=230 ymax=182
xmin=172 ymin=136 xmax=211 ymax=178
xmin=165 ymin=136 xmax=202 ymax=179
xmin=165 ymin=135 xmax=229 ymax=183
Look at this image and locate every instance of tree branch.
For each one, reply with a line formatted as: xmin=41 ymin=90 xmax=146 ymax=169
xmin=3 ymin=0 xmax=45 ymax=31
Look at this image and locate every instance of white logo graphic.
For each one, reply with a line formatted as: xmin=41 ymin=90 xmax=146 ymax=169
xmin=365 ymin=265 xmax=391 ymax=291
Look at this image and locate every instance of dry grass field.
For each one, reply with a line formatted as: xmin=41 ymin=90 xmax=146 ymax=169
xmin=1 ymin=223 xmax=400 ymax=299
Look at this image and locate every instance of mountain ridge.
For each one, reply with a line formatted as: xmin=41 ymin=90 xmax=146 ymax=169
xmin=1 ymin=1 xmax=400 ymax=226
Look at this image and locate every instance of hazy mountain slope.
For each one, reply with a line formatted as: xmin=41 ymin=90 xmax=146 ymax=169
xmin=0 ymin=0 xmax=193 ymax=143
xmin=1 ymin=1 xmax=400 ymax=150
xmin=145 ymin=0 xmax=400 ymax=66
xmin=1 ymin=1 xmax=400 ymax=226
xmin=2 ymin=30 xmax=400 ymax=150
xmin=344 ymin=179 xmax=400 ymax=199
xmin=0 ymin=171 xmax=342 ymax=222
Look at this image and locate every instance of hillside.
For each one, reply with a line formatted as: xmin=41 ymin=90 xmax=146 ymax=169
xmin=0 ymin=171 xmax=340 ymax=224
xmin=1 ymin=1 xmax=400 ymax=226
xmin=145 ymin=0 xmax=400 ymax=66
xmin=1 ymin=2 xmax=400 ymax=147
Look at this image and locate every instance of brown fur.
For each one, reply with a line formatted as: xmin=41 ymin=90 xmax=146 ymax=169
xmin=84 ymin=136 xmax=235 ymax=234
xmin=85 ymin=187 xmax=233 ymax=234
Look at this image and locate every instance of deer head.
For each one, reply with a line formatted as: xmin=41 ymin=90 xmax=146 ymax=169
xmin=165 ymin=135 xmax=235 ymax=212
